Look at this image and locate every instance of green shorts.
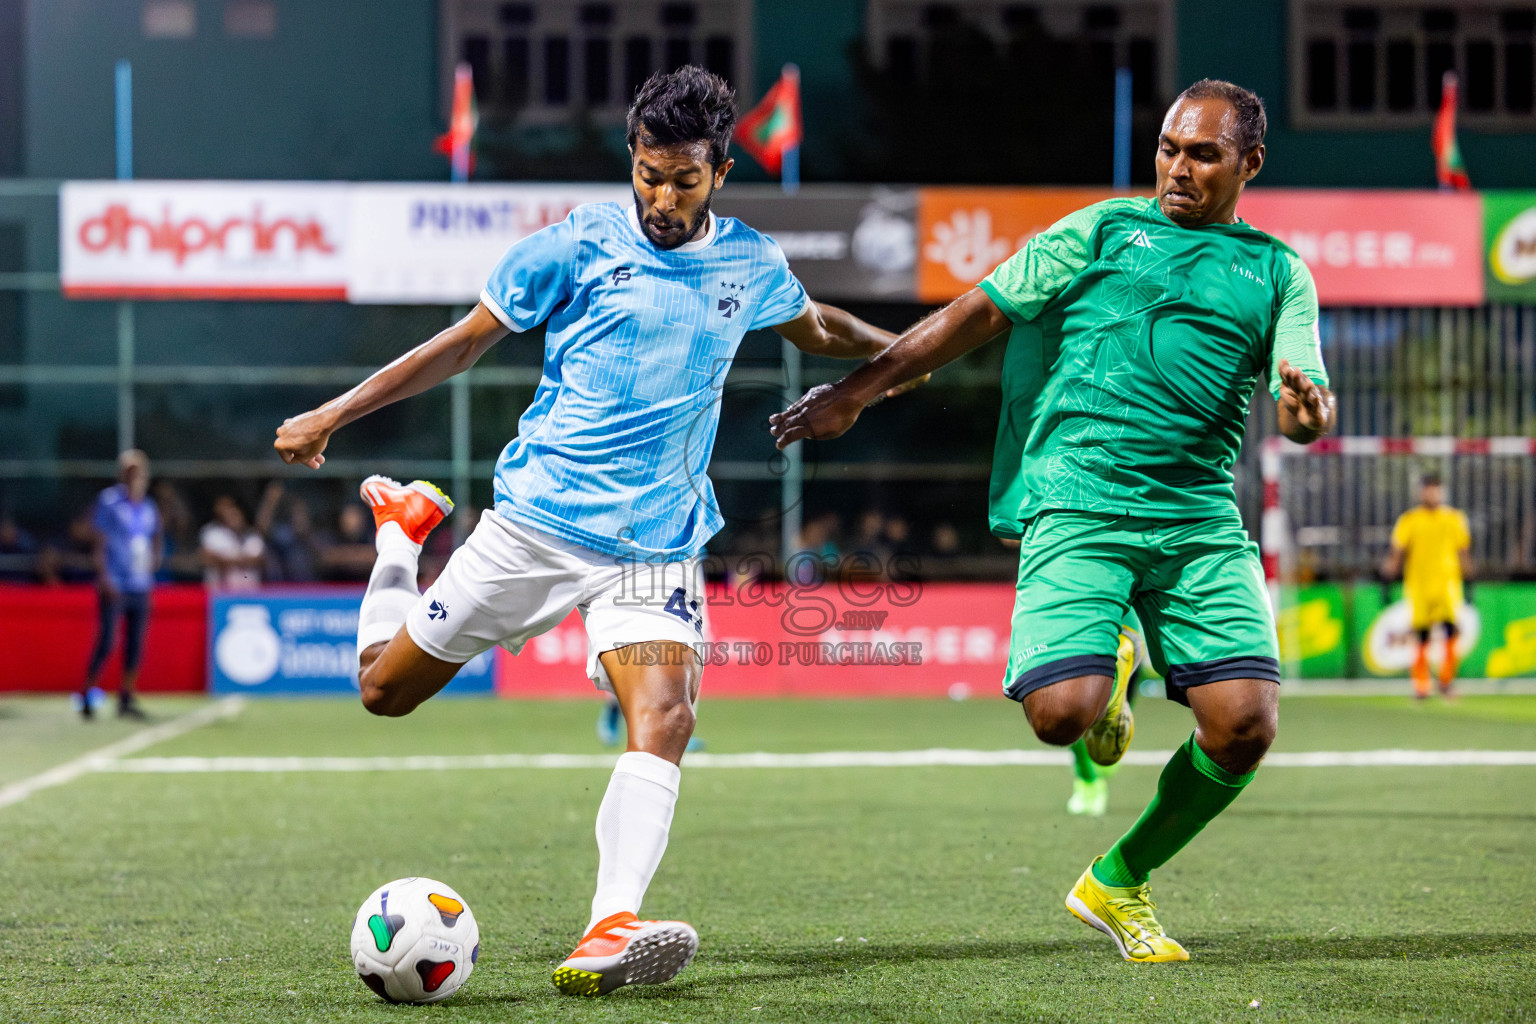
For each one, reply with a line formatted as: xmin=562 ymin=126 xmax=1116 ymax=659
xmin=1003 ymin=510 xmax=1280 ymax=707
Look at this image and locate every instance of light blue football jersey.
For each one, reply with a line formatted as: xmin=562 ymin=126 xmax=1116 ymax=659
xmin=480 ymin=202 xmax=810 ymax=560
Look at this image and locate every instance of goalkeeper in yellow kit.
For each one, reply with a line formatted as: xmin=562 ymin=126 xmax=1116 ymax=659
xmin=1381 ymin=473 xmax=1473 ymax=698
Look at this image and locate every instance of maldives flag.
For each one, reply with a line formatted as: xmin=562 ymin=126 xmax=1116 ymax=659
xmin=1432 ymin=70 xmax=1470 ymax=191
xmin=434 ymin=62 xmax=478 ymax=181
xmin=735 ymin=65 xmax=801 ymax=176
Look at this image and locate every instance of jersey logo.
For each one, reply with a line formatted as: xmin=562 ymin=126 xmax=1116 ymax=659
xmin=427 ymin=599 xmax=449 ymax=621
xmin=1229 ymin=261 xmax=1268 ymax=286
xmin=1128 ymin=229 xmax=1155 ymax=249
xmin=611 ymin=265 xmax=632 ymax=285
xmin=718 ymin=280 xmax=743 ymax=318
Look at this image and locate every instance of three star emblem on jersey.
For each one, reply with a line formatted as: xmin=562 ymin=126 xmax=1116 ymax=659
xmin=718 ymin=281 xmax=744 ymax=318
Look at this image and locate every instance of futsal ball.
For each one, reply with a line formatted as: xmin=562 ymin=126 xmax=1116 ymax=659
xmin=350 ymin=877 xmax=479 ymax=1003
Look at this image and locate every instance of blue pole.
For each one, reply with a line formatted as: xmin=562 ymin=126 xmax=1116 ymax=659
xmin=1113 ymin=67 xmax=1131 ymax=190
xmin=781 ymin=145 xmax=799 ymax=195
xmin=115 ymin=59 xmax=132 ymax=180
xmin=114 ymin=60 xmax=135 ymax=453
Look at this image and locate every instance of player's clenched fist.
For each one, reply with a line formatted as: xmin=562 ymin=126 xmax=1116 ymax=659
xmin=274 ymin=407 xmax=335 ymax=469
xmin=769 ymin=383 xmax=868 ymax=450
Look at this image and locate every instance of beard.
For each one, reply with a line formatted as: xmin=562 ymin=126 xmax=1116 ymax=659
xmin=633 ymin=183 xmax=716 ymax=250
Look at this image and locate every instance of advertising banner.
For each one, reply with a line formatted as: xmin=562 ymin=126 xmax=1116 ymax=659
xmin=0 ymin=584 xmax=207 ymax=692
xmin=1279 ymin=582 xmax=1536 ymax=679
xmin=1483 ymin=190 xmax=1536 ymax=303
xmin=713 ymin=187 xmax=918 ymax=301
xmin=209 ymin=591 xmax=494 ymax=695
xmin=60 ymin=181 xmax=349 ymax=300
xmin=1237 ymin=189 xmax=1485 ymax=306
xmin=1276 ymin=584 xmax=1350 ymax=679
xmin=496 ymin=581 xmax=1013 ymax=698
xmin=915 ymin=188 xmax=1123 ymax=303
xmin=346 ymin=184 xmax=628 ymax=304
xmin=59 ymin=183 xmax=1496 ymax=309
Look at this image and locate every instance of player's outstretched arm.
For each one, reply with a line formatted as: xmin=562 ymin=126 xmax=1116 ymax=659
xmin=772 ymin=301 xmax=895 ymax=360
xmin=274 ymin=304 xmax=509 ymax=469
xmin=772 ymin=301 xmax=929 ymax=399
xmin=1276 ymin=358 xmax=1336 ymax=445
xmin=769 ymin=287 xmax=1010 ymax=449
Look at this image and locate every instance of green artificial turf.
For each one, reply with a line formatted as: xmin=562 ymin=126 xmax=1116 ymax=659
xmin=1 ymin=694 xmax=1533 ymax=1023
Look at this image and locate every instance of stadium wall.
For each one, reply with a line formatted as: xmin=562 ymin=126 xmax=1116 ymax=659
xmin=1176 ymin=0 xmax=1536 ymax=189
xmin=16 ymin=1 xmax=1536 ymax=187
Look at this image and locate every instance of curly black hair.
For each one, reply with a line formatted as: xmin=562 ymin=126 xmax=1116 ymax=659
xmin=626 ymin=65 xmax=737 ymax=168
xmin=1176 ymin=79 xmax=1267 ymax=154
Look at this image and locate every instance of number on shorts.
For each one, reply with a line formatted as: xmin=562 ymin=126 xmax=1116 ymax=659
xmin=663 ymin=586 xmax=701 ymax=630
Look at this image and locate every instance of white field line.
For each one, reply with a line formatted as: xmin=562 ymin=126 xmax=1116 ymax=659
xmin=100 ymin=745 xmax=1536 ymax=775
xmin=1279 ymin=678 xmax=1536 ymax=697
xmin=0 ymin=697 xmax=245 ymax=810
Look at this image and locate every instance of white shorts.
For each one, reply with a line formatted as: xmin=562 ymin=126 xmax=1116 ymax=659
xmin=405 ymin=510 xmax=707 ymax=693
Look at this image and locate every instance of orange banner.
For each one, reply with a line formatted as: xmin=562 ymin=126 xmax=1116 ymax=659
xmin=915 ymin=187 xmax=1131 ymax=303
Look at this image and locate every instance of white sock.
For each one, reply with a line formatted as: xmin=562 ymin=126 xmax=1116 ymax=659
xmin=587 ymin=751 xmax=681 ymax=931
xmin=356 ymin=521 xmax=421 ymax=661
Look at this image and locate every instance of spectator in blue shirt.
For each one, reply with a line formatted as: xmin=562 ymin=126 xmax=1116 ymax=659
xmin=79 ymin=450 xmax=160 ymax=720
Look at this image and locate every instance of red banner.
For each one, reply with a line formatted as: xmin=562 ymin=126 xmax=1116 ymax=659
xmin=1236 ymin=189 xmax=1484 ymax=306
xmin=496 ymin=582 xmax=1016 ymax=699
xmin=0 ymin=585 xmax=208 ymax=692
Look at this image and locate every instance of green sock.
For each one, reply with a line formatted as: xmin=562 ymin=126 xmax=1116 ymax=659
xmin=1070 ymin=739 xmax=1100 ymax=784
xmin=1093 ymin=733 xmax=1255 ymax=889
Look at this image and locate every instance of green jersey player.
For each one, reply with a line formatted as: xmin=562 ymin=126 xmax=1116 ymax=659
xmin=771 ymin=79 xmax=1335 ymax=961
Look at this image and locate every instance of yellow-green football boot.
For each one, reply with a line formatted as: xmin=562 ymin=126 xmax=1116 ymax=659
xmin=1066 ymin=778 xmax=1109 ymax=817
xmin=1066 ymin=858 xmax=1189 ymax=962
xmin=1083 ymin=631 xmax=1137 ymax=767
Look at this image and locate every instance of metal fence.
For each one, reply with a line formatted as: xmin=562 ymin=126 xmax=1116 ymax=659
xmin=1244 ymin=307 xmax=1536 ymax=581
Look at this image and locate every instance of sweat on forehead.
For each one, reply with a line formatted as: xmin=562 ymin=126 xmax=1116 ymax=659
xmin=1169 ymin=78 xmax=1267 ymax=153
xmin=1163 ymin=101 xmax=1238 ymax=141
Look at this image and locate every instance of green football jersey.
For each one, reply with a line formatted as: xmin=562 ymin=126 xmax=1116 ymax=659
xmin=981 ymin=196 xmax=1328 ymax=536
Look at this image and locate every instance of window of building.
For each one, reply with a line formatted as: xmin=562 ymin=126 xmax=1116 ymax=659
xmin=142 ymin=0 xmax=196 ymax=39
xmin=0 ymin=0 xmax=21 ymax=177
xmin=1293 ymin=2 xmax=1536 ymax=127
xmin=863 ymin=0 xmax=1174 ymax=100
xmin=224 ymin=0 xmax=277 ymax=40
xmin=443 ymin=0 xmax=753 ymax=126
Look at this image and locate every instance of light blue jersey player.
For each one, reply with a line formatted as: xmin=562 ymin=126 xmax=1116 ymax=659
xmin=479 ymin=198 xmax=809 ymax=560
xmin=275 ymin=67 xmax=914 ymax=998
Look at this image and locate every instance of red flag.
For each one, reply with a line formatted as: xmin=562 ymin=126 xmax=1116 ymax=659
xmin=434 ymin=62 xmax=478 ymax=181
xmin=735 ymin=65 xmax=802 ymax=176
xmin=1432 ymin=71 xmax=1470 ymax=191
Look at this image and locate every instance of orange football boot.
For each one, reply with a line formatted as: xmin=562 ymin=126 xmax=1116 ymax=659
xmin=1411 ymin=645 xmax=1432 ymax=700
xmin=551 ymin=911 xmax=698 ymax=996
xmin=358 ymin=475 xmax=453 ymax=546
xmin=1438 ymin=646 xmax=1459 ymax=699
